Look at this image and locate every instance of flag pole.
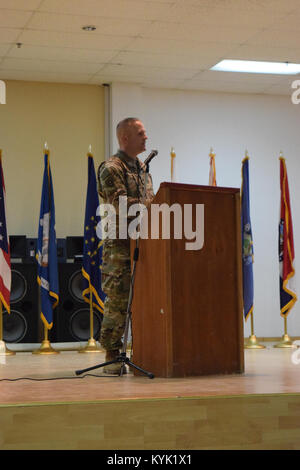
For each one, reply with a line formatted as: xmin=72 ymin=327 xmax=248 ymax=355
xmin=274 ymin=154 xmax=297 ymax=349
xmin=79 ymin=147 xmax=102 ymax=353
xmin=244 ymin=311 xmax=266 ymax=349
xmin=274 ymin=316 xmax=296 ymax=348
xmin=78 ymin=283 xmax=102 ymax=353
xmin=33 ymin=323 xmax=59 ymax=355
xmin=242 ymin=152 xmax=265 ymax=350
xmin=33 ymin=145 xmax=59 ymax=355
xmin=0 ymin=300 xmax=15 ymax=356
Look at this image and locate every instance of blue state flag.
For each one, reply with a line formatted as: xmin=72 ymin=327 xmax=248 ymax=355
xmin=241 ymin=156 xmax=254 ymax=320
xmin=82 ymin=153 xmax=105 ymax=313
xmin=37 ymin=150 xmax=59 ymax=329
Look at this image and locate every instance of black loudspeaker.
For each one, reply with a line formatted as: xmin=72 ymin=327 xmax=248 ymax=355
xmin=66 ymin=236 xmax=83 ymax=262
xmin=54 ymin=263 xmax=102 ymax=342
xmin=3 ymin=263 xmax=39 ymax=343
xmin=9 ymin=235 xmax=27 ymax=259
xmin=57 ymin=238 xmax=67 ymax=263
xmin=26 ymin=238 xmax=67 ymax=263
xmin=26 ymin=238 xmax=37 ymax=263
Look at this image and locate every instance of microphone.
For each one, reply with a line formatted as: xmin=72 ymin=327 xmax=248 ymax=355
xmin=144 ymin=150 xmax=158 ymax=167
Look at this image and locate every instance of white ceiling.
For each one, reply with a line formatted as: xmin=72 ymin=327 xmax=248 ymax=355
xmin=1 ymin=0 xmax=300 ymax=94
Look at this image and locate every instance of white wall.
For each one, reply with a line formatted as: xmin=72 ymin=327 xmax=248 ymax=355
xmin=110 ymin=82 xmax=300 ymax=339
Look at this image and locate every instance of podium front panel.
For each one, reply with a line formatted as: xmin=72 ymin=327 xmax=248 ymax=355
xmin=132 ymin=183 xmax=244 ymax=378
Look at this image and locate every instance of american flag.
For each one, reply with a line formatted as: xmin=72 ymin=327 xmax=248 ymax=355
xmin=0 ymin=150 xmax=11 ymax=313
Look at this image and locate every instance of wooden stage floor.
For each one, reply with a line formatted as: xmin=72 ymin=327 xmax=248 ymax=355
xmin=1 ymin=343 xmax=300 ymax=450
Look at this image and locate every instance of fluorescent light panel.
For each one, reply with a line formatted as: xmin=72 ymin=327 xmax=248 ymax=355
xmin=211 ymin=60 xmax=300 ymax=75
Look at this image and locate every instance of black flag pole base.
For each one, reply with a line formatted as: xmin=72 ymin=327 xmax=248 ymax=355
xmin=75 ymin=351 xmax=155 ymax=379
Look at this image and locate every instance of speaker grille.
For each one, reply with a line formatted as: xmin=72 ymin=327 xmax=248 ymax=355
xmin=11 ymin=269 xmax=28 ymax=304
xmin=2 ymin=310 xmax=28 ymax=343
xmin=69 ymin=308 xmax=102 ymax=341
xmin=68 ymin=269 xmax=85 ymax=302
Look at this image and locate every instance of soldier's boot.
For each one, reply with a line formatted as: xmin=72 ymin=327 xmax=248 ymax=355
xmin=103 ymin=349 xmax=127 ymax=375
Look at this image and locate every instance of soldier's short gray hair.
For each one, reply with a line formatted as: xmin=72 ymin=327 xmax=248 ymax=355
xmin=116 ymin=117 xmax=140 ymax=141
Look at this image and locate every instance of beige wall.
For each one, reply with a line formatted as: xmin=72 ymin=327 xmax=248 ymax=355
xmin=0 ymin=80 xmax=105 ymax=237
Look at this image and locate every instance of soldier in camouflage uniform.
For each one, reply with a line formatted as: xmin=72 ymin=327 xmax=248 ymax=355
xmin=97 ymin=118 xmax=154 ymax=374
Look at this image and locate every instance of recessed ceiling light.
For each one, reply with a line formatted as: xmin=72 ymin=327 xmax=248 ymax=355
xmin=82 ymin=25 xmax=96 ymax=31
xmin=211 ymin=59 xmax=300 ymax=75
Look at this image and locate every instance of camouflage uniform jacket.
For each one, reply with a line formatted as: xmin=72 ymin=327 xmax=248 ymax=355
xmin=97 ymin=150 xmax=155 ymax=274
xmin=98 ymin=150 xmax=154 ymax=211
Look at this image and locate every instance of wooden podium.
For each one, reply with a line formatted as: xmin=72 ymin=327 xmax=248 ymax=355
xmin=131 ymin=182 xmax=244 ymax=378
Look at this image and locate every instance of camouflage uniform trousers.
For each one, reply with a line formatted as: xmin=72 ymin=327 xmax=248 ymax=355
xmin=100 ymin=238 xmax=131 ymax=351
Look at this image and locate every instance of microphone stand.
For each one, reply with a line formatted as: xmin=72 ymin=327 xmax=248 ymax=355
xmin=75 ymin=160 xmax=154 ymax=379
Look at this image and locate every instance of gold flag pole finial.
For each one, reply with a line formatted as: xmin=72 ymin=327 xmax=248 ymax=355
xmin=209 ymin=148 xmax=217 ymax=186
xmin=170 ymin=147 xmax=176 ymax=182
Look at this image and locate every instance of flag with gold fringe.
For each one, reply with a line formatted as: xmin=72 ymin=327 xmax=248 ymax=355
xmin=0 ymin=150 xmax=11 ymax=313
xmin=209 ymin=148 xmax=217 ymax=186
xmin=241 ymin=155 xmax=254 ymax=320
xmin=82 ymin=153 xmax=105 ymax=314
xmin=279 ymin=156 xmax=297 ymax=316
xmin=36 ymin=150 xmax=59 ymax=329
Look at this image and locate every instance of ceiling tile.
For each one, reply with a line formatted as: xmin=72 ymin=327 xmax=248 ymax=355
xmin=141 ymin=22 xmax=262 ymax=44
xmin=17 ymin=29 xmax=135 ymax=50
xmin=97 ymin=63 xmax=198 ymax=80
xmin=0 ymin=44 xmax=12 ymax=56
xmin=180 ymin=79 xmax=272 ymax=94
xmin=0 ymin=0 xmax=42 ymax=10
xmin=227 ymin=44 xmax=300 ymax=63
xmin=89 ymin=75 xmax=143 ymax=85
xmin=0 ymin=9 xmax=33 ymax=28
xmin=270 ymin=12 xmax=300 ymax=32
xmin=125 ymin=37 xmax=234 ymax=56
xmin=174 ymin=0 xmax=300 ymax=14
xmin=0 ymin=68 xmax=93 ymax=83
xmin=0 ymin=57 xmax=103 ymax=74
xmin=160 ymin=3 xmax=287 ymax=27
xmin=5 ymin=44 xmax=117 ymax=63
xmin=193 ymin=70 xmax=286 ymax=85
xmin=245 ymin=29 xmax=300 ymax=49
xmin=0 ymin=27 xmax=23 ymax=43
xmin=114 ymin=50 xmax=217 ymax=69
xmin=39 ymin=0 xmax=174 ymax=20
xmin=27 ymin=12 xmax=152 ymax=36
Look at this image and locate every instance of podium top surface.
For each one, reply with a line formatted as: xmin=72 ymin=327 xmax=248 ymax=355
xmin=159 ymin=181 xmax=240 ymax=194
